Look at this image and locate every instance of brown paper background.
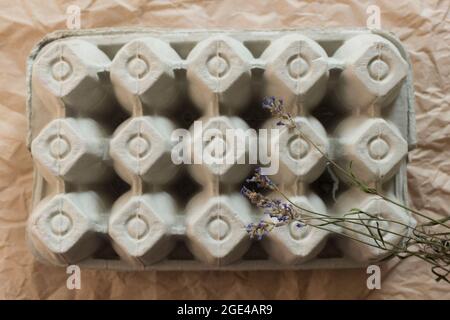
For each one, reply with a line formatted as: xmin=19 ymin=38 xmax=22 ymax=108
xmin=0 ymin=0 xmax=449 ymax=299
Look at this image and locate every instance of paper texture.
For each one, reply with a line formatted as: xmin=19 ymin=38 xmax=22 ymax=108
xmin=0 ymin=0 xmax=449 ymax=299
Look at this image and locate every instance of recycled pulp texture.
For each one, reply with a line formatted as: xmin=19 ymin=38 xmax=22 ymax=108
xmin=27 ymin=29 xmax=415 ymax=269
xmin=0 ymin=0 xmax=449 ymax=299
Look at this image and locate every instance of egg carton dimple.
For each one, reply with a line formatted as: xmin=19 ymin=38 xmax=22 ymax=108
xmin=26 ymin=28 xmax=416 ymax=270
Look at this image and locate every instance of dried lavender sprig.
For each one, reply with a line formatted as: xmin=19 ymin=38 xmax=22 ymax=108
xmin=243 ymin=167 xmax=444 ymax=244
xmin=240 ymin=186 xmax=273 ymax=209
xmin=241 ymin=186 xmax=294 ymax=222
xmin=242 ymin=176 xmax=448 ymax=254
xmin=246 ymin=219 xmax=302 ymax=240
xmin=242 ymin=179 xmax=449 ymax=263
xmin=241 ymin=185 xmax=450 ymax=281
xmin=243 ymin=168 xmax=433 ymax=247
xmin=262 ymin=96 xmax=296 ymax=128
xmin=247 ymin=97 xmax=450 ymax=281
xmin=245 ymin=167 xmax=276 ymax=190
xmin=261 ymin=96 xmax=450 ymax=230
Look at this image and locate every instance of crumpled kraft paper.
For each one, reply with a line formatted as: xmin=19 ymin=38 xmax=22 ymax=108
xmin=0 ymin=0 xmax=449 ymax=299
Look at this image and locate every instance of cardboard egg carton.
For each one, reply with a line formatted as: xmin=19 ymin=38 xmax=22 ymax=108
xmin=26 ymin=28 xmax=416 ymax=270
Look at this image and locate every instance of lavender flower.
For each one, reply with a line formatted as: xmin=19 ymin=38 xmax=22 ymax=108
xmin=261 ymin=96 xmax=296 ymax=128
xmin=241 ymin=97 xmax=450 ymax=282
xmin=246 ymin=167 xmax=276 ymax=190
xmin=240 ymin=98 xmax=310 ymax=239
xmin=241 ymin=184 xmax=297 ymax=240
xmin=240 ymin=186 xmax=274 ymax=209
xmin=246 ymin=221 xmax=273 ymax=240
xmin=245 ymin=203 xmax=301 ymax=240
xmin=262 ymin=199 xmax=294 ymax=223
xmin=262 ymin=96 xmax=282 ymax=114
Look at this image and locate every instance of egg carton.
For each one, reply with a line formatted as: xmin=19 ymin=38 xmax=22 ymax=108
xmin=26 ymin=28 xmax=416 ymax=270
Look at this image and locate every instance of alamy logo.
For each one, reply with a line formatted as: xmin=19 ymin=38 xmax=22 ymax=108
xmin=366 ymin=265 xmax=381 ymax=289
xmin=66 ymin=265 xmax=81 ymax=290
xmin=366 ymin=5 xmax=381 ymax=29
xmin=171 ymin=120 xmax=280 ymax=175
xmin=66 ymin=5 xmax=81 ymax=30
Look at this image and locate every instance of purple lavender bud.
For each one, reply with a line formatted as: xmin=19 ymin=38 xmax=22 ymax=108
xmin=262 ymin=97 xmax=273 ymax=109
